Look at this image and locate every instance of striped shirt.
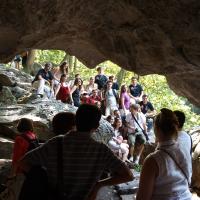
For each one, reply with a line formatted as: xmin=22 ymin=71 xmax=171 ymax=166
xmin=23 ymin=131 xmax=125 ymax=200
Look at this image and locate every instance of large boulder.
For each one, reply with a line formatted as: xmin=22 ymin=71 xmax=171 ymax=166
xmin=0 ymin=1 xmax=200 ymax=106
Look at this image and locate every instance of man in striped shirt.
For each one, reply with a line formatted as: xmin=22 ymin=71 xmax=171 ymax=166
xmin=19 ymin=104 xmax=133 ymax=200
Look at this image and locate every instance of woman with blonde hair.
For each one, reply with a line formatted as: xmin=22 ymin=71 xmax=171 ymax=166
xmin=136 ymin=108 xmax=192 ymax=200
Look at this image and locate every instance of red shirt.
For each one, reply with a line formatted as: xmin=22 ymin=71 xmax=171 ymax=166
xmin=12 ymin=131 xmax=37 ymax=173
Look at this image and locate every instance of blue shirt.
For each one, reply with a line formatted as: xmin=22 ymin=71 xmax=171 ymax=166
xmin=33 ymin=69 xmax=54 ymax=83
xmin=129 ymin=84 xmax=143 ymax=97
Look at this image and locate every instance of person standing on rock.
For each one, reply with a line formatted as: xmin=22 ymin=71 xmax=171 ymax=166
xmin=32 ymin=62 xmax=54 ymax=98
xmin=128 ymin=76 xmax=143 ymax=103
xmin=18 ymin=104 xmax=133 ymax=200
xmin=95 ymin=66 xmax=108 ymax=90
xmin=136 ymin=108 xmax=192 ymax=200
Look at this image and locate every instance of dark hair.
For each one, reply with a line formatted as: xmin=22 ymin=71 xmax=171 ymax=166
xmin=75 ymin=74 xmax=80 ymax=78
xmin=75 ymin=104 xmax=101 ymax=132
xmin=113 ymin=117 xmax=122 ymax=129
xmin=60 ymin=74 xmax=67 ymax=82
xmin=120 ymin=84 xmax=127 ymax=95
xmin=155 ymin=108 xmax=178 ymax=138
xmin=142 ymin=94 xmax=148 ymax=98
xmin=106 ymin=115 xmax=114 ymax=123
xmin=109 ymin=75 xmax=114 ymax=80
xmin=52 ymin=112 xmax=75 ymax=135
xmin=131 ymin=76 xmax=138 ymax=81
xmin=45 ymin=62 xmax=52 ymax=68
xmin=97 ymin=67 xmax=102 ymax=71
xmin=17 ymin=118 xmax=34 ymax=132
xmin=59 ymin=61 xmax=68 ymax=74
xmin=74 ymin=78 xmax=83 ymax=90
xmin=174 ymin=110 xmax=185 ymax=129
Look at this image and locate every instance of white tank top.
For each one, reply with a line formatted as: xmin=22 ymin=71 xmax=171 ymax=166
xmin=150 ymin=140 xmax=192 ymax=200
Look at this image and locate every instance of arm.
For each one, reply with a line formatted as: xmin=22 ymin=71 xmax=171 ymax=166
xmin=136 ymin=156 xmax=158 ymax=200
xmin=88 ymin=164 xmax=133 ymax=200
xmin=120 ymin=95 xmax=126 ymax=114
xmin=69 ymin=85 xmax=77 ymax=104
xmin=54 ymin=84 xmax=61 ymax=97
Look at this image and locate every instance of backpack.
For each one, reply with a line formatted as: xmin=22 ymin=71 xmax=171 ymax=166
xmin=112 ymin=89 xmax=119 ymax=103
xmin=21 ymin=134 xmax=40 ymax=152
xmin=18 ymin=137 xmax=64 ymax=200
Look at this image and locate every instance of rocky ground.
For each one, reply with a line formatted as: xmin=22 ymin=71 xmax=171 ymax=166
xmin=0 ymin=65 xmax=200 ymax=199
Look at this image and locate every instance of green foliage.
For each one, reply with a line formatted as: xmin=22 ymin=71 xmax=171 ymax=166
xmin=35 ymin=50 xmax=65 ymax=65
xmin=35 ymin=50 xmax=200 ymax=130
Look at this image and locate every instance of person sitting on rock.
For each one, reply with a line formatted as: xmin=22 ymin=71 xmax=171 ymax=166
xmin=128 ymin=76 xmax=143 ymax=103
xmin=125 ymin=104 xmax=147 ymax=164
xmin=55 ymin=74 xmax=71 ymax=103
xmin=18 ymin=104 xmax=133 ymax=200
xmin=12 ymin=118 xmax=39 ymax=174
xmin=52 ymin=112 xmax=76 ymax=136
xmin=136 ymin=108 xmax=192 ymax=200
xmin=88 ymin=89 xmax=101 ymax=108
xmin=108 ymin=118 xmax=129 ymax=162
xmin=32 ymin=62 xmax=54 ymax=98
xmin=139 ymin=94 xmax=156 ymax=132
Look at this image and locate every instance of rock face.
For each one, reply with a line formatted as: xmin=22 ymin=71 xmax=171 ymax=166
xmin=0 ymin=1 xmax=200 ymax=106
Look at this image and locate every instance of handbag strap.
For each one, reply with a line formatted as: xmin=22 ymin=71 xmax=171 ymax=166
xmin=57 ymin=136 xmax=64 ymax=199
xmin=158 ymin=148 xmax=189 ymax=186
xmin=132 ymin=114 xmax=144 ymax=132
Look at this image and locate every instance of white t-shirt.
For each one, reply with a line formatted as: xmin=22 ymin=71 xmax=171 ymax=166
xmin=126 ymin=112 xmax=146 ymax=133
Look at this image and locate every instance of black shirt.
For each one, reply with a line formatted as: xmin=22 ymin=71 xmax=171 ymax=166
xmin=139 ymin=101 xmax=154 ymax=114
xmin=112 ymin=82 xmax=119 ymax=90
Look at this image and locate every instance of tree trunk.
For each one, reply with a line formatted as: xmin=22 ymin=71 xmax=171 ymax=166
xmin=68 ymin=55 xmax=73 ymax=74
xmin=73 ymin=57 xmax=77 ymax=74
xmin=23 ymin=50 xmax=36 ymax=73
xmin=117 ymin=68 xmax=126 ymax=87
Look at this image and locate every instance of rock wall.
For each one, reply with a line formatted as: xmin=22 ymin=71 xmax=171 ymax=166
xmin=0 ymin=1 xmax=200 ymax=106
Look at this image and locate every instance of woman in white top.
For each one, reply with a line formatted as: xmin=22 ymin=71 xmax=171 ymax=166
xmin=85 ymin=77 xmax=98 ymax=95
xmin=136 ymin=108 xmax=192 ymax=200
xmin=108 ymin=118 xmax=129 ymax=162
xmin=52 ymin=61 xmax=69 ymax=86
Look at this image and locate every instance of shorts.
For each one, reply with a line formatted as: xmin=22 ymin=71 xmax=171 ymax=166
xmin=128 ymin=131 xmax=146 ymax=146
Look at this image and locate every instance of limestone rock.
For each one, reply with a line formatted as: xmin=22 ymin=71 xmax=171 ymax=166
xmin=0 ymin=87 xmax=17 ymax=106
xmin=0 ymin=1 xmax=200 ymax=106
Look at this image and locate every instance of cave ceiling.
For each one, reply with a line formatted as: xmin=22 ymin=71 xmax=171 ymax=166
xmin=0 ymin=0 xmax=200 ymax=106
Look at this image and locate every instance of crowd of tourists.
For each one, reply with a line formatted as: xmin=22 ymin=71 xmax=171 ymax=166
xmin=4 ymin=61 xmax=193 ymax=200
xmin=31 ymin=61 xmax=156 ymax=164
